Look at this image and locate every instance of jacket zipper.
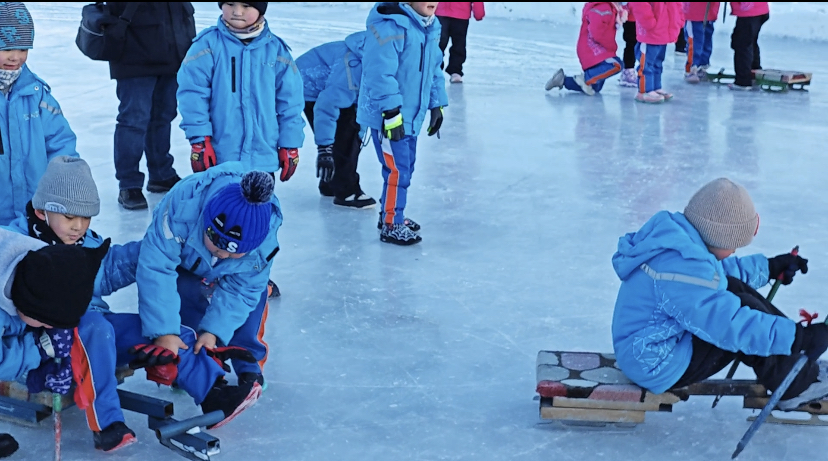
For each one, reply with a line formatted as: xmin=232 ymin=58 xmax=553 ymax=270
xmin=189 ymin=258 xmax=201 ymax=273
xmin=419 ymin=43 xmax=424 ymax=72
xmin=231 ymin=57 xmax=236 ymax=93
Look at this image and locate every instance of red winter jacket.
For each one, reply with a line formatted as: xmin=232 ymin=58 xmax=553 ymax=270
xmin=730 ymin=2 xmax=769 ymax=17
xmin=435 ymin=2 xmax=485 ymax=21
xmin=577 ymin=2 xmax=620 ymax=70
xmin=629 ymin=2 xmax=685 ymax=45
xmin=683 ymin=2 xmax=720 ymax=22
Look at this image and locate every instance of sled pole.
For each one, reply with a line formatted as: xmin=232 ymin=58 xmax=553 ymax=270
xmin=53 ymin=358 xmax=62 ymax=461
xmin=732 ymin=354 xmax=808 ymax=458
xmin=712 ymin=246 xmax=799 ymax=408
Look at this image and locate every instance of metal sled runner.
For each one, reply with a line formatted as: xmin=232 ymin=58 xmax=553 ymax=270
xmin=707 ymin=68 xmax=812 ymax=91
xmin=0 ymin=368 xmax=223 ymax=460
xmin=536 ymin=351 xmax=828 ymax=427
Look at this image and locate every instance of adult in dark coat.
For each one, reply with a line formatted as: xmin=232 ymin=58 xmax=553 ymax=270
xmin=106 ymin=2 xmax=196 ymax=210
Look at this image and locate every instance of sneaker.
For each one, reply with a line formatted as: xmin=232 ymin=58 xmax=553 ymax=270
xmin=544 ymin=68 xmax=565 ymax=91
xmin=450 ymin=73 xmax=463 ymax=83
xmin=778 ymin=361 xmax=828 ymax=411
xmin=377 ymin=214 xmax=420 ymax=232
xmin=267 ymin=279 xmax=280 ymax=298
xmin=618 ymin=68 xmax=638 ymax=88
xmin=685 ymin=67 xmax=701 ymax=84
xmin=697 ymin=66 xmax=709 ymax=80
xmin=728 ymin=83 xmax=754 ymax=91
xmin=573 ymin=73 xmax=595 ymax=95
xmin=146 ymin=174 xmax=181 ymax=193
xmin=319 ymin=182 xmax=335 ymax=197
xmin=380 ymin=224 xmax=422 ymax=245
xmin=334 ymin=193 xmax=377 ymax=209
xmin=655 ymin=89 xmax=674 ymax=100
xmin=118 ymin=189 xmax=148 ymax=210
xmin=635 ymin=91 xmax=665 ymax=103
xmin=238 ymin=372 xmax=268 ymax=391
xmin=93 ymin=421 xmax=137 ymax=452
xmin=201 ymin=381 xmax=262 ymax=429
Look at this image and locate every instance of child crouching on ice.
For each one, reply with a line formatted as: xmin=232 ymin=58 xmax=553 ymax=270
xmin=546 ymin=2 xmax=626 ymax=95
xmin=612 ymin=178 xmax=828 ymax=410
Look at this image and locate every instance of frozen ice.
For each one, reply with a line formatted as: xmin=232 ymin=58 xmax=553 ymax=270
xmin=3 ymin=2 xmax=828 ymax=460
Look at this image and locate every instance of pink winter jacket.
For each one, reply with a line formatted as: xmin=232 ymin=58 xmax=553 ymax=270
xmin=629 ymin=2 xmax=685 ymax=45
xmin=730 ymin=2 xmax=769 ymax=17
xmin=435 ymin=2 xmax=485 ymax=21
xmin=683 ymin=2 xmax=720 ymax=22
xmin=576 ymin=2 xmax=620 ymax=70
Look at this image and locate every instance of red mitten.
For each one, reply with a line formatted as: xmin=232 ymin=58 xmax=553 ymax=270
xmin=277 ymin=148 xmax=299 ymax=182
xmin=191 ymin=136 xmax=217 ymax=173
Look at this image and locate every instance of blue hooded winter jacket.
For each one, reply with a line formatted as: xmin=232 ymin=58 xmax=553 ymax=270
xmin=0 ymin=65 xmax=79 ymax=225
xmin=357 ymin=2 xmax=448 ymax=136
xmin=3 ymin=215 xmax=140 ymax=313
xmin=296 ymin=31 xmax=367 ymax=146
xmin=611 ymin=211 xmax=797 ymax=393
xmin=177 ymin=18 xmax=305 ymax=172
xmin=136 ymin=162 xmax=282 ymax=346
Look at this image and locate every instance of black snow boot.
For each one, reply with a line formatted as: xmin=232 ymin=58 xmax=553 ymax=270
xmin=201 ymin=380 xmax=262 ymax=429
xmin=0 ymin=433 xmax=18 ymax=458
xmin=93 ymin=421 xmax=136 ymax=452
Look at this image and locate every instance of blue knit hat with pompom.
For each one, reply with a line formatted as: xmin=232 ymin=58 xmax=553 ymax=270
xmin=203 ymin=171 xmax=274 ymax=254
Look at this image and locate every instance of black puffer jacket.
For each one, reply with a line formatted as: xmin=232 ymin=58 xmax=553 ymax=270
xmin=105 ymin=2 xmax=196 ymax=79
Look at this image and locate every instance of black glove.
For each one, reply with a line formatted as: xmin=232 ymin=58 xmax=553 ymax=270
xmin=381 ymin=107 xmax=405 ymax=141
xmin=768 ymin=253 xmax=808 ymax=285
xmin=128 ymin=343 xmax=179 ymax=369
xmin=427 ymin=107 xmax=443 ymax=136
xmin=316 ymin=145 xmax=335 ymax=183
xmin=204 ymin=346 xmax=256 ymax=372
xmin=794 ymin=323 xmax=828 ymax=361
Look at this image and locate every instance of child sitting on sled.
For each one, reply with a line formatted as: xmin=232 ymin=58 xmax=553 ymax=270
xmin=611 ymin=177 xmax=828 ymax=410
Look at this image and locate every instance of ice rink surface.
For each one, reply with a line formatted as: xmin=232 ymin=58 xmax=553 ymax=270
xmin=5 ymin=3 xmax=828 ymax=460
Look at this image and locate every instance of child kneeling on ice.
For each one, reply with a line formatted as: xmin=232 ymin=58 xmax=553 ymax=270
xmin=545 ymin=2 xmax=626 ymax=95
xmin=612 ymin=177 xmax=828 ymax=410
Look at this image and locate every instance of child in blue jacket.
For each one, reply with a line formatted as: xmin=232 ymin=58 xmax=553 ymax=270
xmin=357 ymin=2 xmax=448 ymax=245
xmin=177 ymin=2 xmax=305 ymax=182
xmin=296 ymin=31 xmax=377 ymax=209
xmin=5 ymin=156 xmax=259 ymax=452
xmin=612 ymin=178 xmax=828 ymax=410
xmin=0 ymin=2 xmax=79 ymax=225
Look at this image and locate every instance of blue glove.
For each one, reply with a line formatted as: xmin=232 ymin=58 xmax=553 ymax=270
xmin=35 ymin=328 xmax=74 ymax=360
xmin=26 ymin=359 xmax=73 ymax=395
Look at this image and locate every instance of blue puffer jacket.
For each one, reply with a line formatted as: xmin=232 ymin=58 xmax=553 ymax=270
xmin=3 ymin=215 xmax=140 ymax=313
xmin=611 ymin=211 xmax=796 ymax=393
xmin=0 ymin=66 xmax=79 ymax=225
xmin=177 ymin=18 xmax=305 ymax=172
xmin=137 ymin=162 xmax=282 ymax=345
xmin=296 ymin=31 xmax=367 ymax=146
xmin=357 ymin=3 xmax=448 ymax=136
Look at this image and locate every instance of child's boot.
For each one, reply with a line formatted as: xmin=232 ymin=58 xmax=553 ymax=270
xmin=380 ymin=223 xmax=422 ymax=245
xmin=544 ymin=69 xmax=565 ymax=91
xmin=93 ymin=421 xmax=137 ymax=452
xmin=573 ymin=73 xmax=595 ymax=95
xmin=635 ymin=91 xmax=665 ymax=103
xmin=697 ymin=65 xmax=709 ymax=80
xmin=778 ymin=360 xmax=828 ymax=411
xmin=377 ymin=213 xmax=420 ymax=232
xmin=685 ymin=66 xmax=700 ymax=84
xmin=655 ymin=89 xmax=674 ymax=100
xmin=618 ymin=68 xmax=637 ymax=87
xmin=238 ymin=372 xmax=267 ymax=391
xmin=201 ymin=380 xmax=263 ymax=429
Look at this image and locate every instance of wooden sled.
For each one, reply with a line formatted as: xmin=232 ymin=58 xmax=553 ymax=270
xmin=0 ymin=367 xmax=223 ymax=460
xmin=536 ymin=351 xmax=828 ymax=427
xmin=707 ymin=68 xmax=812 ymax=91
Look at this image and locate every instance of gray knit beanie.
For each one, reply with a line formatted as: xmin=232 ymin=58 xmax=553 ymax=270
xmin=32 ymin=156 xmax=100 ymax=217
xmin=0 ymin=3 xmax=34 ymax=51
xmin=684 ymin=178 xmax=758 ymax=250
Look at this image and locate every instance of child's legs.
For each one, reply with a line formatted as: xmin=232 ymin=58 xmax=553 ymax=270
xmin=114 ymin=77 xmax=156 ymax=190
xmin=622 ymin=21 xmax=637 ymax=69
xmin=144 ymin=74 xmax=177 ymax=182
xmin=372 ymin=130 xmax=414 ymax=226
xmin=227 ymin=287 xmax=270 ymax=376
xmin=583 ymin=57 xmax=622 ymax=93
xmin=331 ymin=105 xmax=363 ymax=198
xmin=751 ymin=14 xmax=769 ymax=70
xmin=445 ymin=18 xmax=469 ymax=76
xmin=700 ymin=22 xmax=715 ymax=67
xmin=303 ymin=101 xmax=316 ymax=131
xmin=684 ymin=21 xmax=696 ymax=72
xmin=438 ymin=16 xmax=451 ymax=54
xmin=563 ymin=76 xmax=583 ymax=93
xmin=731 ymin=16 xmax=760 ymax=86
xmin=671 ymin=335 xmax=737 ymax=389
xmin=636 ymin=43 xmax=660 ymax=93
xmin=651 ymin=45 xmax=666 ymax=90
xmin=74 ymin=311 xmax=123 ymax=432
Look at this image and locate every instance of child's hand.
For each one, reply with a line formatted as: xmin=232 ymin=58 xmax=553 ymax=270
xmin=768 ymin=252 xmax=809 ymax=285
xmin=191 ymin=137 xmax=217 ymax=173
xmin=382 ymin=107 xmax=405 ymax=141
xmin=194 ymin=332 xmax=218 ymax=354
xmin=127 ymin=343 xmax=179 ymax=369
xmin=204 ymin=346 xmax=256 ymax=372
xmin=427 ymin=107 xmax=444 ymax=137
xmin=316 ymin=145 xmax=335 ymax=183
xmin=153 ymin=334 xmax=188 ymax=354
xmin=278 ymin=148 xmax=299 ymax=182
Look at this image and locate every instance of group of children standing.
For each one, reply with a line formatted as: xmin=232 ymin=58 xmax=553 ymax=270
xmin=546 ymin=2 xmax=772 ymax=102
xmin=0 ymin=1 xmax=452 ymax=457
